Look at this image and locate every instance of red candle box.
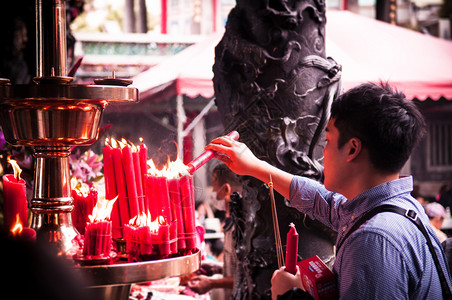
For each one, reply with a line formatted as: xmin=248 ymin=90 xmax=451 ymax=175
xmin=298 ymin=256 xmax=337 ymax=300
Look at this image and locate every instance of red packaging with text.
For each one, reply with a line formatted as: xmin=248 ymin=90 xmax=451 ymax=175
xmin=297 ymin=255 xmax=337 ymax=300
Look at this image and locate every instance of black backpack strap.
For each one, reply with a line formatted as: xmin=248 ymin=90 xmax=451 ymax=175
xmin=336 ymin=204 xmax=452 ymax=299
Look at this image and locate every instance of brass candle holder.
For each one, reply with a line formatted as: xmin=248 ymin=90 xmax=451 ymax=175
xmin=0 ymin=0 xmax=137 ymax=254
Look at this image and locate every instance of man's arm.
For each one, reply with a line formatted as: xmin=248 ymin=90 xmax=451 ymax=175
xmin=206 ymin=136 xmax=294 ymax=199
xmin=188 ymin=275 xmax=234 ymax=294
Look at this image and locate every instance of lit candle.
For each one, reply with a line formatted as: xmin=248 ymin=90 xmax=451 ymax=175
xmin=168 ymin=178 xmax=186 ymax=251
xmin=10 ymin=214 xmax=36 ymax=241
xmin=285 ymin=223 xmax=299 ymax=275
xmin=71 ymin=184 xmax=97 ymax=235
xmin=139 ymin=138 xmax=148 ymax=196
xmin=126 ymin=213 xmax=175 ymax=261
xmin=121 ymin=141 xmax=140 ymax=218
xmin=3 ymin=157 xmax=28 ymax=231
xmin=81 ymin=196 xmax=117 ymax=259
xmin=111 ymin=139 xmax=130 ymax=235
xmin=132 ymin=146 xmax=145 ymax=213
xmin=145 ymin=175 xmax=172 ymax=222
xmin=103 ymin=141 xmax=122 ymax=238
xmin=180 ymin=174 xmax=196 ymax=250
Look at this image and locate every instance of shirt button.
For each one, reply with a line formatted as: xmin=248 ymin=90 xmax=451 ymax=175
xmin=342 ymin=226 xmax=347 ymax=232
xmin=351 ymin=215 xmax=355 ymax=220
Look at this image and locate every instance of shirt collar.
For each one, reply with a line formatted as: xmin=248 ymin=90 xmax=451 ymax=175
xmin=339 ymin=176 xmax=414 ymax=219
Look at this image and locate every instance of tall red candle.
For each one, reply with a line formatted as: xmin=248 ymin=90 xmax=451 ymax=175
xmin=103 ymin=144 xmax=117 ymax=201
xmin=103 ymin=143 xmax=122 ymax=238
xmin=180 ymin=174 xmax=196 ymax=249
xmin=71 ymin=186 xmax=97 ymax=235
xmin=122 ymin=144 xmax=140 ymax=218
xmin=139 ymin=141 xmax=148 ymax=196
xmin=145 ymin=175 xmax=172 ymax=222
xmin=111 ymin=145 xmax=130 ymax=234
xmin=3 ymin=174 xmax=28 ymax=231
xmin=285 ymin=223 xmax=299 ymax=275
xmin=168 ymin=178 xmax=186 ymax=250
xmin=132 ymin=148 xmax=145 ymax=213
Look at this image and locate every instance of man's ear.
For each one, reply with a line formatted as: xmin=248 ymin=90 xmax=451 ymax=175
xmin=224 ymin=183 xmax=232 ymax=195
xmin=346 ymin=138 xmax=362 ymax=162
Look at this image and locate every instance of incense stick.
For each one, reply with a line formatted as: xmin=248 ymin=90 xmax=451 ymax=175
xmin=269 ymin=174 xmax=284 ymax=268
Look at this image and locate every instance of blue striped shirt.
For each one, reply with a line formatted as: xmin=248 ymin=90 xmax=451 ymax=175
xmin=290 ymin=176 xmax=452 ymax=299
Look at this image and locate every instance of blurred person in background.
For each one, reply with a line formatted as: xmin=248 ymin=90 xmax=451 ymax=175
xmin=425 ymin=202 xmax=448 ymax=243
xmin=188 ymin=163 xmax=242 ymax=299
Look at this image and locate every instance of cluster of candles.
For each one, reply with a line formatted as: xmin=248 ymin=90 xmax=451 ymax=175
xmin=81 ymin=197 xmax=116 ymax=260
xmin=2 ymin=131 xmax=238 ymax=264
xmin=103 ymin=137 xmax=148 ymax=239
xmin=72 ymin=136 xmax=201 ymax=263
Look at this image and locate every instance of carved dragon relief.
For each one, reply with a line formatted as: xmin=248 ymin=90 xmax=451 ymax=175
xmin=213 ymin=0 xmax=342 ymax=298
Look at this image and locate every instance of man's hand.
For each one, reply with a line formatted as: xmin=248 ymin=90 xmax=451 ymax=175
xmin=206 ymin=134 xmax=294 ymax=200
xmin=187 ymin=275 xmax=214 ymax=294
xmin=271 ymin=266 xmax=303 ymax=300
xmin=206 ymin=135 xmax=262 ymax=177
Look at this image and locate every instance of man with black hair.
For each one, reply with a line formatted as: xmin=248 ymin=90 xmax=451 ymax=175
xmin=206 ymin=82 xmax=452 ymax=299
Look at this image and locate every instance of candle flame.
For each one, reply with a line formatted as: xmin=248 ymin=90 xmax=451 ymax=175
xmin=10 ymin=214 xmax=23 ymax=235
xmin=146 ymin=156 xmax=189 ymax=179
xmin=129 ymin=212 xmax=165 ymax=232
xmin=88 ymin=196 xmax=118 ymax=223
xmin=110 ymin=137 xmax=118 ymax=148
xmin=7 ymin=156 xmax=22 ymax=181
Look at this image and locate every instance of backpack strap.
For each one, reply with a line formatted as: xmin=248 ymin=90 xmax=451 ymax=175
xmin=336 ymin=204 xmax=452 ymax=299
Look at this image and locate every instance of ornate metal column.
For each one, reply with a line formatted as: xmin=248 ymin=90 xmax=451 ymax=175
xmin=213 ymin=1 xmax=342 ymax=298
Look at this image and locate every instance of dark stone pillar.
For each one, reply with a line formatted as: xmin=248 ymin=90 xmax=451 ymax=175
xmin=213 ymin=1 xmax=342 ymax=298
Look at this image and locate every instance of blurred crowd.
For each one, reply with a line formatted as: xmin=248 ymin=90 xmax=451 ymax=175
xmin=414 ymin=183 xmax=452 ymax=243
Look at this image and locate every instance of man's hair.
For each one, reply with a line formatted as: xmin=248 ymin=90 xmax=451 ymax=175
xmin=212 ymin=163 xmax=242 ymax=193
xmin=330 ymin=82 xmax=426 ymax=173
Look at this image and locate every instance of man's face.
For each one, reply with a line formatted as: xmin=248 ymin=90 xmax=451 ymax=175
xmin=323 ymin=118 xmax=348 ymax=192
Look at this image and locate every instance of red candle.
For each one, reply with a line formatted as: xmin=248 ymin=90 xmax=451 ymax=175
xmin=83 ymin=220 xmax=112 ymax=257
xmin=111 ymin=145 xmax=130 ymax=235
xmin=139 ymin=141 xmax=148 ymax=196
xmin=103 ymin=143 xmax=122 ymax=238
xmin=132 ymin=148 xmax=145 ymax=213
xmin=3 ymin=172 xmax=28 ymax=231
xmin=180 ymin=174 xmax=196 ymax=250
xmin=145 ymin=175 xmax=172 ymax=222
xmin=71 ymin=186 xmax=97 ymax=235
xmin=122 ymin=144 xmax=140 ymax=218
xmin=285 ymin=223 xmax=299 ymax=275
xmin=9 ymin=214 xmax=36 ymax=241
xmin=158 ymin=222 xmax=171 ymax=257
xmin=140 ymin=226 xmax=153 ymax=256
xmin=103 ymin=143 xmax=118 ymax=202
xmin=168 ymin=178 xmax=186 ymax=251
xmin=186 ymin=130 xmax=239 ymax=174
xmin=82 ymin=197 xmax=116 ymax=259
xmin=170 ymin=220 xmax=178 ymax=254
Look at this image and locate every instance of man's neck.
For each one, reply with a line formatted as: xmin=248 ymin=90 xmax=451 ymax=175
xmin=344 ymin=171 xmax=400 ymax=200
